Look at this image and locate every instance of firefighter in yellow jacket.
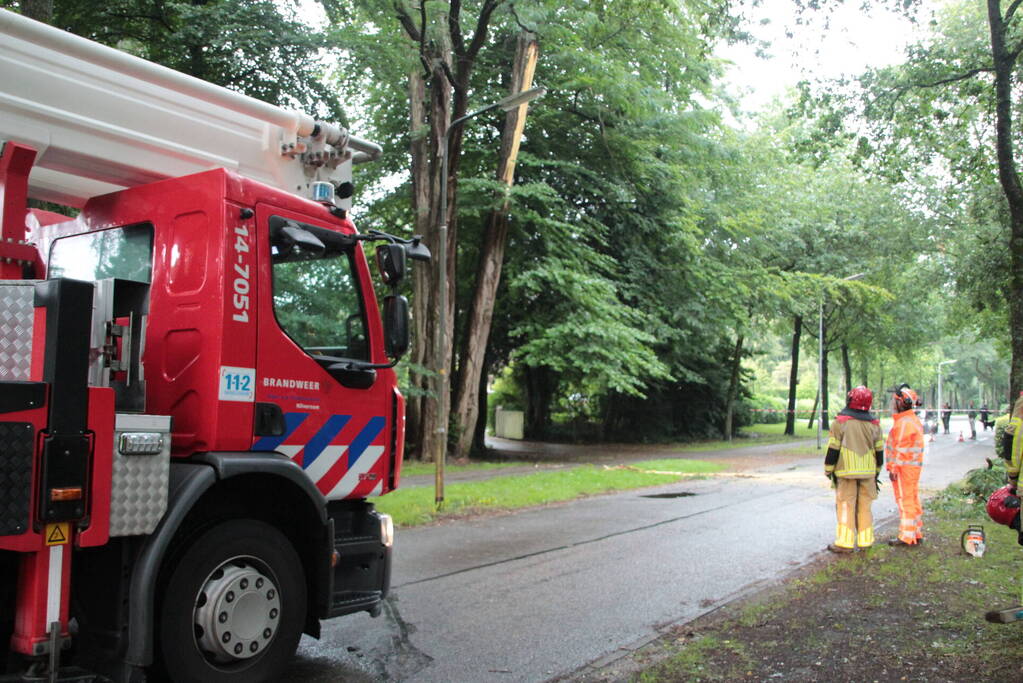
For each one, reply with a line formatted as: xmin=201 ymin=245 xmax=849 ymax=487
xmin=1003 ymin=395 xmax=1023 ymax=492
xmin=886 ymin=384 xmax=925 ymax=546
xmin=824 ymin=386 xmax=884 ymax=553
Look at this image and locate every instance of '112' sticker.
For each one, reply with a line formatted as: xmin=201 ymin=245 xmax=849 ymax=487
xmin=219 ymin=366 xmax=255 ymax=402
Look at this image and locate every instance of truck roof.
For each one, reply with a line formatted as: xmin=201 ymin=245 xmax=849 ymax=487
xmin=0 ymin=9 xmax=377 ymax=209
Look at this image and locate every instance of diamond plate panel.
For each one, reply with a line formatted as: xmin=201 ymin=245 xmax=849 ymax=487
xmin=0 ymin=421 xmax=34 ymax=536
xmin=110 ymin=414 xmax=170 ymax=537
xmin=0 ymin=281 xmax=38 ymax=381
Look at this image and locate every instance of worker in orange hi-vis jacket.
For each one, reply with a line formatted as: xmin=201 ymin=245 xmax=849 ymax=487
xmin=823 ymin=386 xmax=885 ymax=553
xmin=885 ymin=384 xmax=926 ymax=546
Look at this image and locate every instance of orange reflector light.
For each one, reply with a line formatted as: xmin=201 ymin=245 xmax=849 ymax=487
xmin=331 ymin=550 xmax=340 ymax=567
xmin=50 ymin=487 xmax=83 ymax=502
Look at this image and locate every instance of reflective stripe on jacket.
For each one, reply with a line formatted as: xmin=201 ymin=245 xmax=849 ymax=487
xmin=826 ymin=416 xmax=883 ymax=479
xmin=886 ymin=410 xmax=925 ymax=470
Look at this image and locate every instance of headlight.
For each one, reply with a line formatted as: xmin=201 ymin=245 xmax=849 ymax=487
xmin=380 ymin=513 xmax=394 ymax=548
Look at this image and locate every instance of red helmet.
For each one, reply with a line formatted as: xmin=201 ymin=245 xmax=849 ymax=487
xmin=987 ymin=485 xmax=1021 ymax=527
xmin=847 ymin=386 xmax=873 ymax=411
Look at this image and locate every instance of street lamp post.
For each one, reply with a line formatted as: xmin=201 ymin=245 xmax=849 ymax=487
xmin=817 ymin=273 xmax=865 ymax=449
xmin=434 ymin=86 xmax=546 ymax=505
xmin=937 ymin=359 xmax=957 ymax=435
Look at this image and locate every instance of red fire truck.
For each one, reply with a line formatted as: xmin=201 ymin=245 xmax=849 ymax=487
xmin=0 ymin=9 xmax=427 ymax=682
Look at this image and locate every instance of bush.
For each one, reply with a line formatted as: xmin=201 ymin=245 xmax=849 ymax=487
xmin=932 ymin=461 xmax=1006 ymax=516
xmin=961 ymin=459 xmax=1006 ymax=500
xmin=747 ymin=394 xmax=787 ymax=424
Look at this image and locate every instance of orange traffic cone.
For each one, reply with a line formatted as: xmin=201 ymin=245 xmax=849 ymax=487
xmin=958 ymin=431 xmax=964 ymax=442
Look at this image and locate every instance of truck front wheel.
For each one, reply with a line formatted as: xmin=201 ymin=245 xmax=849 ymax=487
xmin=156 ymin=519 xmax=307 ymax=682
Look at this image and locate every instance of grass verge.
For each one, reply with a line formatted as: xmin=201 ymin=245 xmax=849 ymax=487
xmin=619 ymin=474 xmax=1023 ymax=683
xmin=376 ymin=458 xmax=724 ymax=527
xmin=399 ymin=459 xmax=529 ymax=478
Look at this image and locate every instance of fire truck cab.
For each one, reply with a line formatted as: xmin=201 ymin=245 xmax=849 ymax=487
xmin=0 ymin=9 xmax=424 ymax=682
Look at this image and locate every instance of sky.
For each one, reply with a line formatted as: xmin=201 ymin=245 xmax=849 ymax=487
xmin=717 ymin=2 xmax=925 ymax=114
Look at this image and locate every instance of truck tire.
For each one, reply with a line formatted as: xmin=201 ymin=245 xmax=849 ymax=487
xmin=156 ymin=519 xmax=306 ymax=683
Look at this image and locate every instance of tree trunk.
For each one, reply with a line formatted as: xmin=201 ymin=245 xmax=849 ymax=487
xmin=807 ymin=390 xmax=818 ymax=430
xmin=20 ymin=0 xmax=53 ymax=22
xmin=785 ymin=315 xmax=802 ymax=436
xmin=822 ymin=348 xmax=830 ymax=425
xmin=724 ymin=335 xmax=744 ymax=440
xmin=414 ymin=57 xmax=452 ymax=464
xmin=841 ymin=344 xmax=852 ymax=395
xmin=395 ymin=2 xmax=505 ymax=465
xmin=470 ymin=351 xmax=491 ymax=456
xmin=987 ymin=0 xmax=1023 ymax=399
xmin=452 ymin=32 xmax=539 ymax=459
xmin=407 ymin=69 xmax=431 ymax=458
xmin=524 ymin=365 xmax=553 ymax=438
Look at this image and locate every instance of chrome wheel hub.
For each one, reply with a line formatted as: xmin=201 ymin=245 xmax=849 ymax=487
xmin=194 ymin=558 xmax=281 ymax=663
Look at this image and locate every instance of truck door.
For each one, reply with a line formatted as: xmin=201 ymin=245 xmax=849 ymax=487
xmin=251 ymin=207 xmax=392 ymax=500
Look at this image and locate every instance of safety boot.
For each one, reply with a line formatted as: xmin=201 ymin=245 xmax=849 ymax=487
xmin=826 ymin=544 xmax=853 ymax=554
xmin=985 ymin=606 xmax=1023 ymax=623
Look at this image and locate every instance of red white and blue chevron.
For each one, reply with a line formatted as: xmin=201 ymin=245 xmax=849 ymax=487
xmin=252 ymin=412 xmax=388 ymax=499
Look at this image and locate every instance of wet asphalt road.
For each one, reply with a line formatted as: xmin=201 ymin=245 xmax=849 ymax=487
xmin=288 ymin=417 xmax=993 ymax=682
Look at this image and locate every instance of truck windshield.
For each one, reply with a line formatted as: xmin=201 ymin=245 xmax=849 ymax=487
xmin=270 ymin=217 xmax=368 ymax=361
xmin=48 ymin=223 xmax=154 ymax=283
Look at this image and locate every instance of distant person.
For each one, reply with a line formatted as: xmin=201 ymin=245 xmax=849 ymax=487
xmin=981 ymin=403 xmax=993 ymax=431
xmin=823 ymin=386 xmax=884 ymax=553
xmin=941 ymin=402 xmax=951 ymax=435
xmin=968 ymin=401 xmax=978 ymax=440
xmin=886 ymin=384 xmax=925 ymax=547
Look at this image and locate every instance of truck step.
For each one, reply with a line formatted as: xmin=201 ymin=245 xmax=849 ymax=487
xmin=330 ymin=590 xmax=383 ymax=618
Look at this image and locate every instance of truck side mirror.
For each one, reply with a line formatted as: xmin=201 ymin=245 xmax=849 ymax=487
xmin=375 ymin=243 xmax=406 ymax=285
xmin=405 ymin=238 xmax=431 ymax=262
xmin=383 ymin=295 xmax=409 ymax=359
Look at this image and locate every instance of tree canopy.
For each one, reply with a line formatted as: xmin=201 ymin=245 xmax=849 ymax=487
xmin=7 ymin=0 xmax=1010 ymax=452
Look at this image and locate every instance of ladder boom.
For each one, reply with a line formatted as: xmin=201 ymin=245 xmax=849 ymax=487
xmin=0 ymin=9 xmax=374 ymax=208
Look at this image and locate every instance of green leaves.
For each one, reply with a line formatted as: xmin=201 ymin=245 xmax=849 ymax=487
xmin=509 ymin=257 xmax=671 ymax=399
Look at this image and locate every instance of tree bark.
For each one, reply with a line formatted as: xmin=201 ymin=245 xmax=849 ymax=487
xmin=470 ymin=350 xmax=491 ymax=455
xmin=987 ymin=0 xmax=1023 ymax=400
xmin=414 ymin=56 xmax=452 ymax=464
xmin=452 ymin=32 xmax=539 ymax=459
xmin=785 ymin=315 xmax=802 ymax=436
xmin=841 ymin=343 xmax=852 ymax=395
xmin=724 ymin=334 xmax=744 ymax=440
xmin=524 ymin=365 xmax=553 ymax=437
xmin=822 ymin=345 xmax=830 ymax=425
xmin=396 ymin=0 xmax=506 ymax=461
xmin=407 ymin=68 xmax=430 ymax=458
xmin=20 ymin=0 xmax=53 ymax=22
xmin=807 ymin=390 xmax=818 ymax=430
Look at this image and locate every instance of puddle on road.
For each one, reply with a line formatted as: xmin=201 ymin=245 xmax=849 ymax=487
xmin=641 ymin=492 xmax=696 ymax=499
